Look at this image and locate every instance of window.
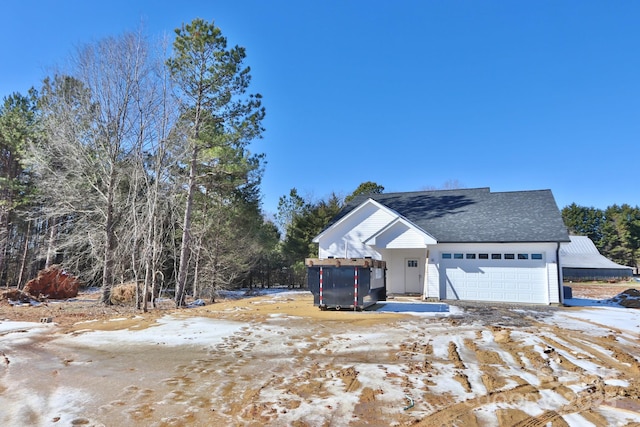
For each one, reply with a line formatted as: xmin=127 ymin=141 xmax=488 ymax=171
xmin=505 ymin=253 xmax=515 ymax=260
xmin=454 ymin=253 xmax=463 ymax=259
xmin=442 ymin=253 xmax=452 ymax=259
xmin=518 ymin=254 xmax=528 ymax=260
xmin=407 ymin=259 xmax=418 ymax=267
xmin=491 ymin=254 xmax=502 ymax=260
xmin=466 ymin=253 xmax=476 ymax=259
xmin=479 ymin=253 xmax=489 ymax=259
xmin=531 ymin=253 xmax=543 ymax=260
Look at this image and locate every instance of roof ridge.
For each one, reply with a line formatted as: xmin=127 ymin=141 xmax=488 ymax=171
xmin=491 ymin=188 xmax=552 ymax=195
xmin=371 ymin=187 xmax=491 ymax=197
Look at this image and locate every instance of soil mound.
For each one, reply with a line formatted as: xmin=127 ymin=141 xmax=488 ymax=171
xmin=608 ymin=288 xmax=640 ymax=308
xmin=23 ymin=266 xmax=80 ymax=299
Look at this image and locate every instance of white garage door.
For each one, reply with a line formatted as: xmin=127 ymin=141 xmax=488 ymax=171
xmin=440 ymin=256 xmax=548 ymax=303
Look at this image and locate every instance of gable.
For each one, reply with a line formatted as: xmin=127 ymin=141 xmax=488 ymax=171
xmin=365 ymin=217 xmax=437 ymax=248
xmin=313 ymin=198 xmax=397 ymax=244
xmin=313 ymin=198 xmax=437 ymax=254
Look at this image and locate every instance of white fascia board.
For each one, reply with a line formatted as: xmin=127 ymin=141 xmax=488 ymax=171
xmin=312 ymin=198 xmax=399 ymax=243
xmin=364 ymin=216 xmax=437 ymax=246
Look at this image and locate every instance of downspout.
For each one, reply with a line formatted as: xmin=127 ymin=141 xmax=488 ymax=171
xmin=423 ymin=249 xmax=430 ymax=300
xmin=556 ymin=242 xmax=563 ymax=306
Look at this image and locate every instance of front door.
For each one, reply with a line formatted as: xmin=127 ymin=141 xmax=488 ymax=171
xmin=404 ymin=258 xmax=421 ymax=293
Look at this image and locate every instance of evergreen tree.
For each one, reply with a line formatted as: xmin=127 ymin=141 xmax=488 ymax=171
xmin=600 ymin=204 xmax=640 ymax=269
xmin=167 ymin=18 xmax=265 ymax=306
xmin=0 ymin=91 xmax=38 ymax=285
xmin=561 ymin=203 xmax=604 ymax=242
xmin=344 ymin=181 xmax=384 ymax=203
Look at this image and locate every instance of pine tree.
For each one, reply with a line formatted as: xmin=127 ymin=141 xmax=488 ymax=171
xmin=167 ymin=18 xmax=265 ymax=306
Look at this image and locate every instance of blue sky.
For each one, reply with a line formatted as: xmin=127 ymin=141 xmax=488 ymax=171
xmin=2 ymin=1 xmax=639 ymax=216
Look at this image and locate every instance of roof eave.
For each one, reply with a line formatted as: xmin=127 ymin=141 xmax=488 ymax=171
xmin=436 ymin=239 xmax=572 ymax=244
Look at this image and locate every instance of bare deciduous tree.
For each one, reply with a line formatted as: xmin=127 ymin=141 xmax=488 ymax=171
xmin=30 ymin=31 xmax=161 ymax=303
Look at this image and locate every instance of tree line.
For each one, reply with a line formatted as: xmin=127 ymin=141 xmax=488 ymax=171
xmin=562 ymin=203 xmax=640 ymax=271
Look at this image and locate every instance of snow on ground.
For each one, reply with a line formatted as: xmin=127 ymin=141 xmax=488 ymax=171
xmin=0 ymin=321 xmax=53 ymax=347
xmin=546 ymin=305 xmax=640 ymax=338
xmin=1 ymin=291 xmax=640 ymax=426
xmin=0 ymin=321 xmax=51 ymax=334
xmin=55 ymin=316 xmax=245 ymax=348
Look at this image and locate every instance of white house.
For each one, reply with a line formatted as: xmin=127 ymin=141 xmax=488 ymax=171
xmin=313 ymin=188 xmax=571 ymax=305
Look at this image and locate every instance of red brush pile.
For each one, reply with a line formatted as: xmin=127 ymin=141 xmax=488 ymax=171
xmin=23 ymin=266 xmax=80 ymax=299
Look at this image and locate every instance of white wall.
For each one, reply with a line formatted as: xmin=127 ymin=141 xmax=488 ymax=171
xmin=426 ymin=242 xmax=561 ymax=302
xmin=382 ymin=248 xmax=427 ymax=294
xmin=318 ymin=202 xmax=394 ymax=259
xmin=547 ymin=257 xmax=561 ymax=304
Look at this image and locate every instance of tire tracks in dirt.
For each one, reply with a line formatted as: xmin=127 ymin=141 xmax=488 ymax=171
xmin=412 ymin=315 xmax=640 ymax=426
xmin=416 ymin=384 xmax=540 ymax=426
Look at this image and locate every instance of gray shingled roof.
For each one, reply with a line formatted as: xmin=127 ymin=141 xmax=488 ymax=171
xmin=330 ymin=188 xmax=570 ymax=243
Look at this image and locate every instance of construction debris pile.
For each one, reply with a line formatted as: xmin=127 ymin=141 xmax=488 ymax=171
xmin=0 ymin=266 xmax=81 ymax=305
xmin=608 ymin=288 xmax=640 ymax=308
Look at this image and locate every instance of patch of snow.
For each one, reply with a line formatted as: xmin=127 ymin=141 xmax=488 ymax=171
xmin=54 ymin=315 xmax=245 ymax=348
xmin=540 ymin=335 xmax=611 ymax=374
xmin=0 ymin=321 xmax=49 ymax=334
xmin=218 ymin=288 xmax=307 ymax=301
xmin=472 ymin=405 xmax=500 ymax=426
xmin=598 ymin=403 xmax=640 ymax=426
xmin=268 ymin=312 xmax=287 ymax=318
xmin=73 ymin=319 xmax=98 ymax=325
xmin=0 ymin=385 xmax=90 ymax=427
xmin=538 ymin=388 xmax=569 ymax=407
xmin=8 ymin=299 xmax=43 ymax=307
xmin=546 ymin=307 xmax=640 ymax=338
xmin=604 ymin=378 xmax=629 ymax=387
xmin=562 ymin=413 xmax=597 ymax=426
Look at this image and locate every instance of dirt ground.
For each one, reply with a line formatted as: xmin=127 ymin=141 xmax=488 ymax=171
xmin=1 ymin=282 xmax=640 ymax=426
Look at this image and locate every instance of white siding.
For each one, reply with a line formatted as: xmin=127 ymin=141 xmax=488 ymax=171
xmin=372 ymin=222 xmax=427 ymax=249
xmin=318 ymin=202 xmax=395 ymax=259
xmin=427 ymin=243 xmax=558 ymax=304
xmin=547 ymin=262 xmax=561 ymax=304
xmin=426 ymin=254 xmax=439 ymax=299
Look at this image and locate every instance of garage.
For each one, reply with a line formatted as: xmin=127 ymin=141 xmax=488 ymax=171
xmin=440 ymin=254 xmax=548 ymax=304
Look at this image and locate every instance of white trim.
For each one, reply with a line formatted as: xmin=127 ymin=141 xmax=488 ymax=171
xmin=313 ymin=198 xmax=399 ymax=243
